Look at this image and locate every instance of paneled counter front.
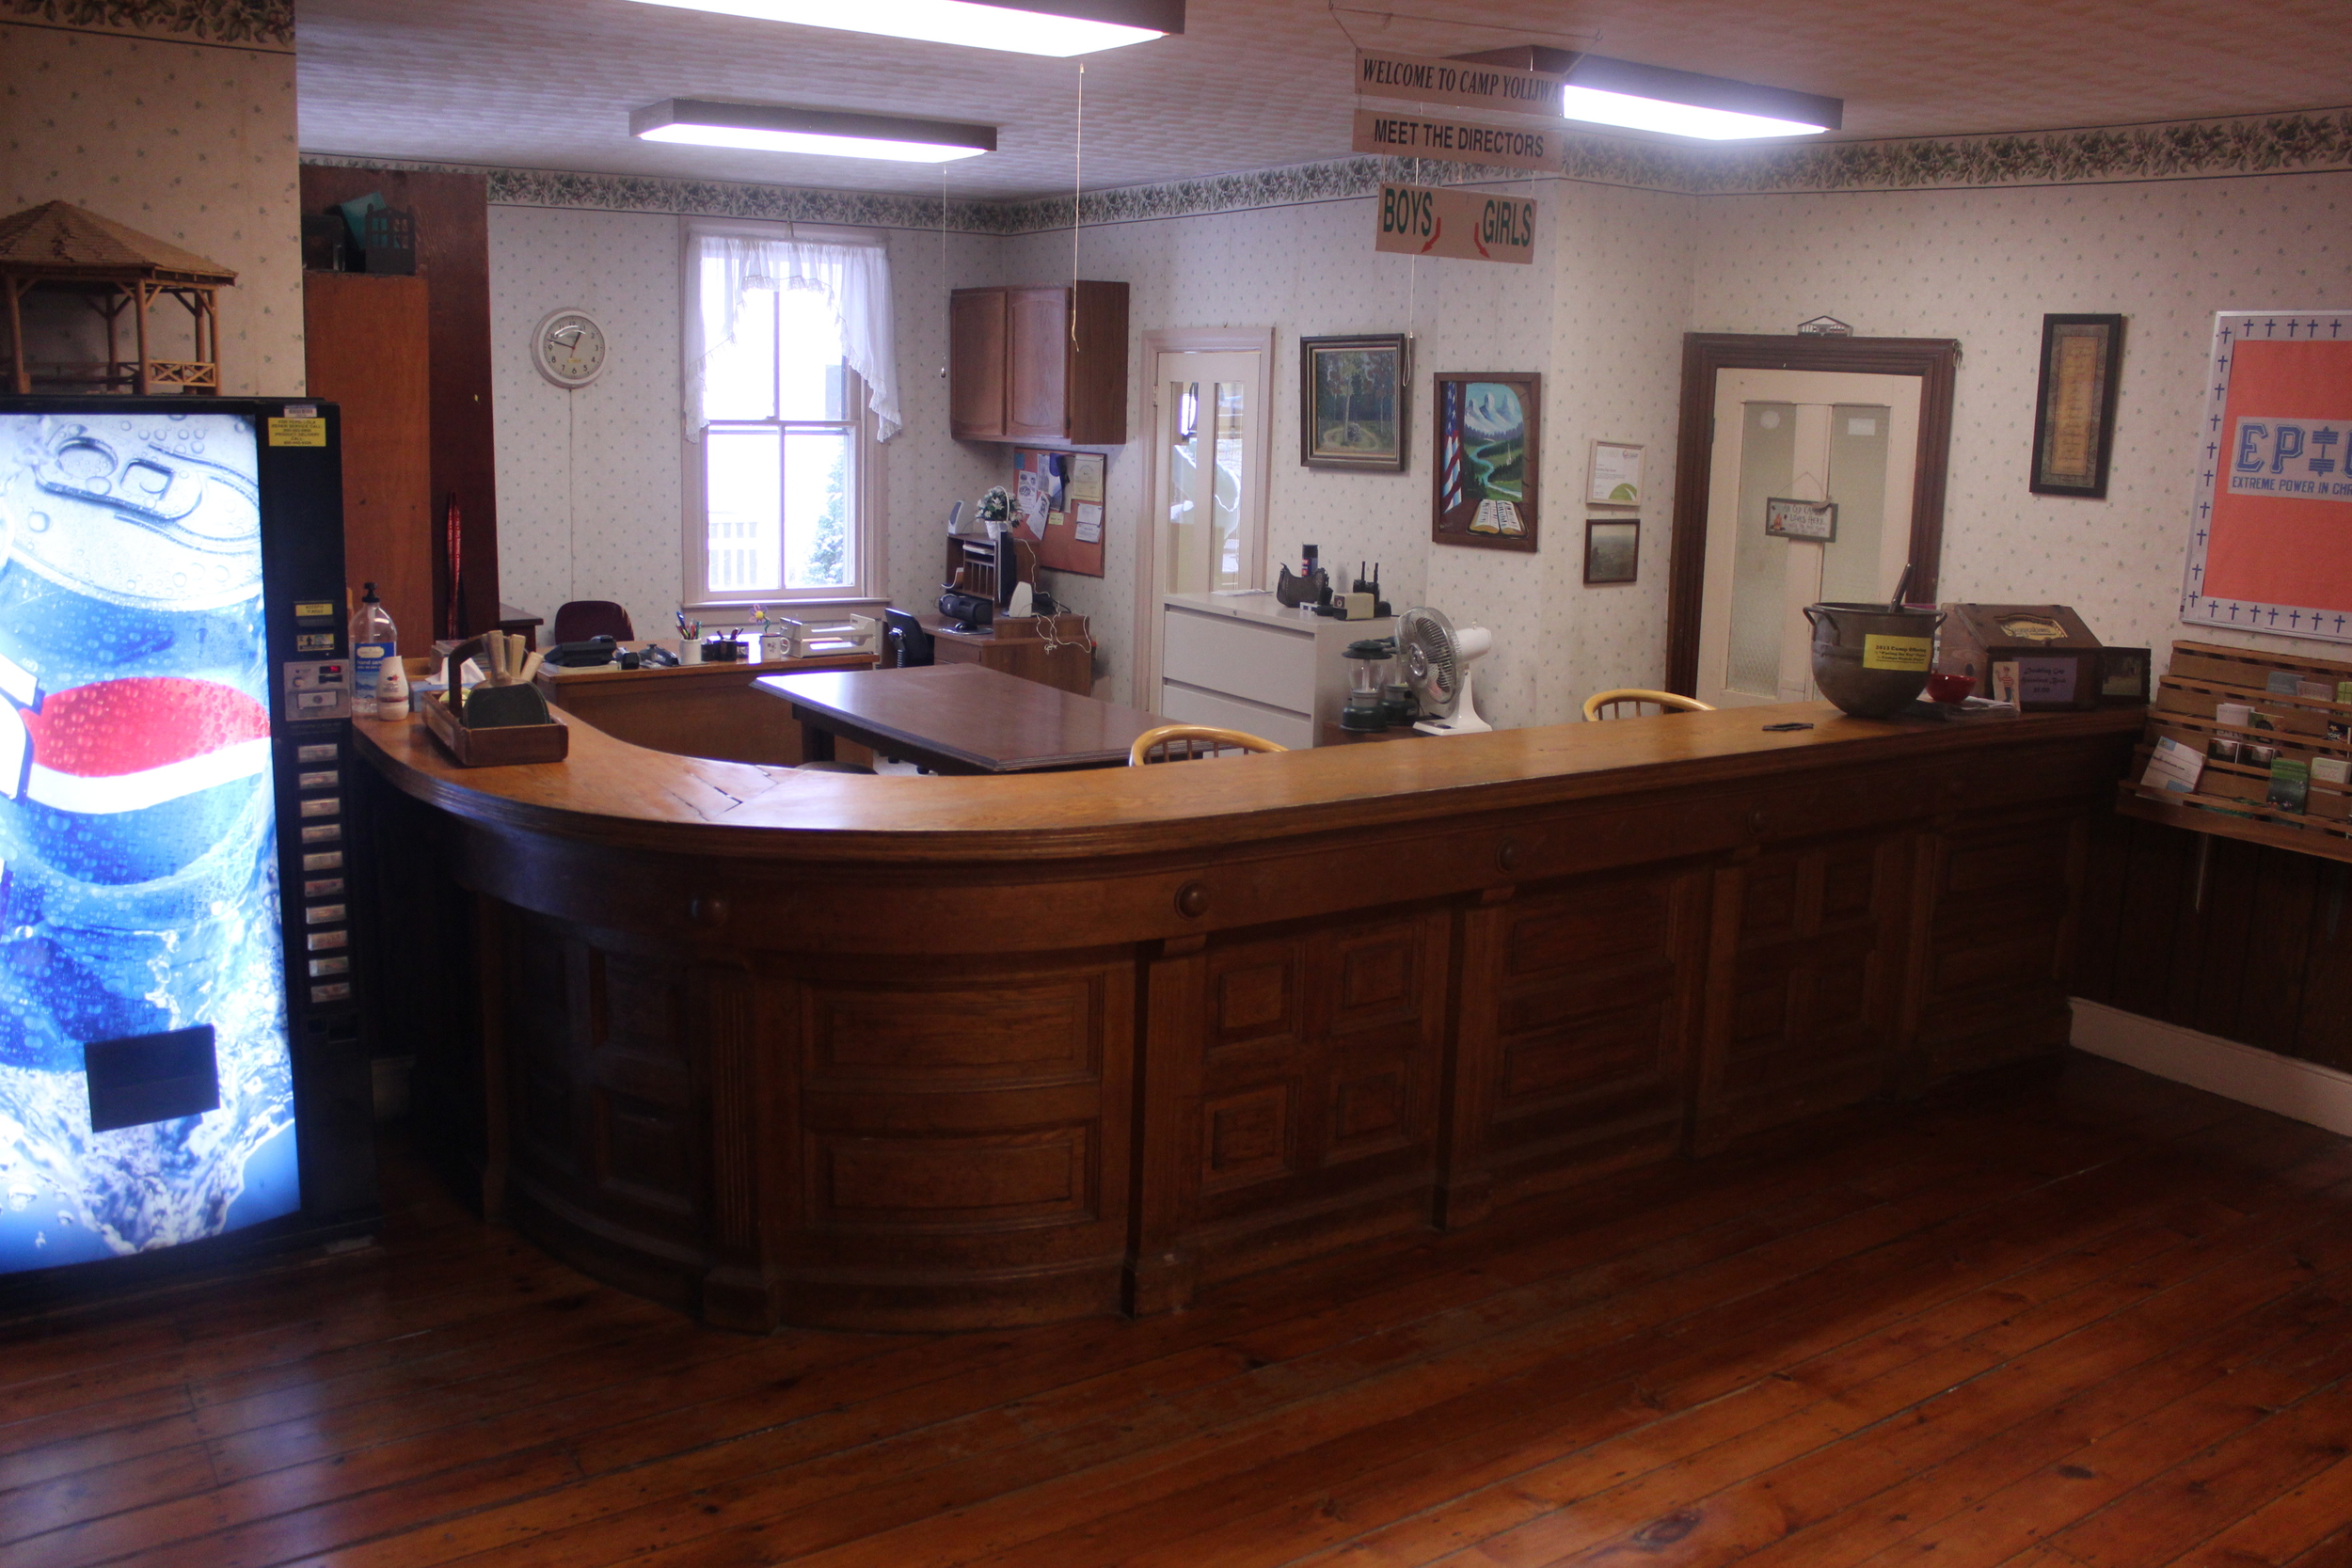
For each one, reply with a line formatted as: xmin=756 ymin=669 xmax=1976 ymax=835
xmin=355 ymin=701 xmax=2141 ymax=1332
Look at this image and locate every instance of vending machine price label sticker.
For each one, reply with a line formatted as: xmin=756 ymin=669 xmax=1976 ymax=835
xmin=294 ymin=600 xmax=337 ymax=620
xmin=268 ymin=417 xmax=327 ymax=447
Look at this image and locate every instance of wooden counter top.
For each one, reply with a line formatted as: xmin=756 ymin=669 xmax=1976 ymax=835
xmin=354 ymin=700 xmax=2144 ymax=863
xmin=357 ymin=696 xmax=2143 ymax=1334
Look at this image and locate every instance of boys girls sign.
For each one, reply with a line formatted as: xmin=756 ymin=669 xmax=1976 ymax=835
xmin=1357 ymin=50 xmax=1559 ymax=266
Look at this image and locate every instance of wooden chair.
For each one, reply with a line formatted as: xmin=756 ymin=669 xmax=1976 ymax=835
xmin=1582 ymin=689 xmax=1716 ymax=721
xmin=1128 ymin=723 xmax=1289 ymax=766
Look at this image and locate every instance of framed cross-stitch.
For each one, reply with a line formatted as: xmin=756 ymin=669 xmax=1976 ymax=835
xmin=2029 ymin=313 xmax=2124 ymax=499
xmin=1432 ymin=372 xmax=1539 ymax=552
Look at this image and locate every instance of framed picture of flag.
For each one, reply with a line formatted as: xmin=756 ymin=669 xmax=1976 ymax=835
xmin=1432 ymin=372 xmax=1540 ymax=553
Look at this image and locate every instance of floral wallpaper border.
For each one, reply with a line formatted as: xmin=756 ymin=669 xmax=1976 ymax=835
xmin=3 ymin=0 xmax=292 ymax=49
xmin=306 ymin=104 xmax=2352 ymax=237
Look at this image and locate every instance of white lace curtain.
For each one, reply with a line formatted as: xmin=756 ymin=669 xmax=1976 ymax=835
xmin=684 ymin=232 xmax=900 ymax=441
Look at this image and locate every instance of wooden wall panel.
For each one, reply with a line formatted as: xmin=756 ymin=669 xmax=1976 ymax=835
xmin=300 ymin=166 xmax=501 ymax=636
xmin=2074 ymin=814 xmax=2352 ymax=1074
xmin=304 ymin=273 xmax=432 ymax=644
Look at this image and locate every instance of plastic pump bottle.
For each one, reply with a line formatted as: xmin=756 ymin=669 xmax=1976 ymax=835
xmin=351 ymin=582 xmax=397 ymax=718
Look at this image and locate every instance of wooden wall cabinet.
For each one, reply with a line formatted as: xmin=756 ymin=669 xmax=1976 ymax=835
xmin=948 ymin=281 xmax=1129 ymax=446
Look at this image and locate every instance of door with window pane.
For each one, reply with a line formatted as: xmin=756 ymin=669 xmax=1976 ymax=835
xmin=696 ymin=282 xmax=862 ymax=599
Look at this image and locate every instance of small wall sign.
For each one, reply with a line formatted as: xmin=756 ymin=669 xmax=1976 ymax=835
xmin=1764 ymin=497 xmax=1837 ymax=541
xmin=1354 ymin=51 xmax=1565 ymax=117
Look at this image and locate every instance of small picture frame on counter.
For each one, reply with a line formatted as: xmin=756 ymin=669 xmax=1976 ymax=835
xmin=2097 ymin=646 xmax=2152 ymax=705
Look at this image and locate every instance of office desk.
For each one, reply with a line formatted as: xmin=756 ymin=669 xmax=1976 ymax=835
xmin=761 ymin=662 xmax=1161 ymax=774
xmin=536 ymin=642 xmax=876 ymax=766
xmin=914 ymin=611 xmax=1094 ymax=695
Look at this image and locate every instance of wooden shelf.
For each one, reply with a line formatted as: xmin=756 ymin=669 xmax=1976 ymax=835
xmin=2127 ymin=640 xmax=2352 ymax=865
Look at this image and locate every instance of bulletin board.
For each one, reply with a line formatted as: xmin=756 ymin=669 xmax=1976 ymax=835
xmin=2180 ymin=310 xmax=2352 ymax=641
xmin=1011 ymin=447 xmax=1105 ymax=578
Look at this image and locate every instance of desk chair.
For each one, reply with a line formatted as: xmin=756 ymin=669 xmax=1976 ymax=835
xmin=1129 ymin=723 xmax=1288 ymax=766
xmin=1582 ymin=689 xmax=1715 ymax=721
xmin=550 ymin=599 xmax=634 ymax=645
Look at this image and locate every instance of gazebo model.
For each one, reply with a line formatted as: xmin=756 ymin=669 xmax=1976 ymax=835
xmin=0 ymin=200 xmax=238 ymax=395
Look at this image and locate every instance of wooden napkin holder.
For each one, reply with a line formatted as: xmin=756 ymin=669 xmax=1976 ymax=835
xmin=421 ymin=636 xmax=569 ymax=767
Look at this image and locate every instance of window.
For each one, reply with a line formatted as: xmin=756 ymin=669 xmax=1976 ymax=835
xmin=683 ymin=224 xmax=900 ymax=606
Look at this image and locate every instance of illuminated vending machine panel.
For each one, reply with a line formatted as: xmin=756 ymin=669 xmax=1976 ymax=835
xmin=0 ymin=398 xmax=376 ymax=1298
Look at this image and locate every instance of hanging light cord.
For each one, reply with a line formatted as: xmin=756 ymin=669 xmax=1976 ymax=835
xmin=1072 ymin=61 xmax=1085 ymax=348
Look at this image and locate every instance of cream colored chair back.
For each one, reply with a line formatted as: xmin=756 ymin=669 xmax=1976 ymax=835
xmin=1128 ymin=723 xmax=1289 ymax=766
xmin=1582 ymin=689 xmax=1716 ymax=721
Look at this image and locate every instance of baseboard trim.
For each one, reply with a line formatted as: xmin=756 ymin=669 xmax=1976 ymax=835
xmin=2070 ymin=998 xmax=2352 ymax=1137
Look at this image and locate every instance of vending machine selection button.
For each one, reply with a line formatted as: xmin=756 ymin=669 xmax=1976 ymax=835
xmin=304 ymin=904 xmax=347 ymax=925
xmin=296 ymin=743 xmax=340 ymax=764
xmin=303 ymin=877 xmax=346 ymax=897
xmin=299 ymin=823 xmax=342 ymax=843
xmin=297 ymin=769 xmax=341 ymax=789
xmin=310 ymin=982 xmax=354 ymax=1004
xmin=301 ymin=851 xmax=344 ymax=871
xmin=309 ymin=957 xmax=351 ymax=977
xmin=297 ymin=798 xmax=341 ymax=818
xmin=306 ymin=929 xmax=348 ymax=951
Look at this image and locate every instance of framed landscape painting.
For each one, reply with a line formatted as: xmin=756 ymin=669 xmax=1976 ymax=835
xmin=1432 ymin=372 xmax=1540 ymax=553
xmin=1300 ymin=334 xmax=1408 ymax=472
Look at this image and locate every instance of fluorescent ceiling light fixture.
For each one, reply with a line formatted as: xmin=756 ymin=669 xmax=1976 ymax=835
xmin=1561 ymin=55 xmax=1840 ymax=140
xmin=631 ymin=99 xmax=996 ymax=162
xmin=1449 ymin=47 xmax=1839 ymax=141
xmin=622 ymin=0 xmax=1183 ymax=56
xmin=1558 ymin=86 xmax=1830 ymax=139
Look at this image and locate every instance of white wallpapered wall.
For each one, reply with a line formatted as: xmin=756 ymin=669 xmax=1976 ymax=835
xmin=1690 ymin=172 xmax=2352 ymax=664
xmin=4 ymin=25 xmax=304 ymax=394
xmin=488 ymin=205 xmax=1002 ymax=641
xmin=998 ymin=177 xmax=1695 ymax=728
xmin=488 ymin=167 xmax=2349 ymax=717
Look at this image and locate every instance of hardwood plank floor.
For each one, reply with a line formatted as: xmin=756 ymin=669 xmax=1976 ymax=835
xmin=4 ymin=1055 xmax=2349 ymax=1568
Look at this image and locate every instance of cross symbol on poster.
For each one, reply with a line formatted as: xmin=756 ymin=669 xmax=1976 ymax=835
xmin=2265 ymin=320 xmax=2279 ymax=335
xmin=2268 ymin=607 xmax=2282 ymax=624
xmin=2337 ymin=614 xmax=2348 ymax=633
xmin=2292 ymin=610 xmax=2305 ymax=627
xmin=2222 ymin=326 xmax=2234 ymax=341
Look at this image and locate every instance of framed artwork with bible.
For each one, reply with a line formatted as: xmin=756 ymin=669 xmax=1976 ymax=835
xmin=1432 ymin=372 xmax=1539 ymax=552
xmin=2029 ymin=313 xmax=2125 ymax=499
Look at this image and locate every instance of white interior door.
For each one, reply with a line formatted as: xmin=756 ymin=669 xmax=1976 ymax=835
xmin=1134 ymin=339 xmax=1270 ymax=705
xmin=1694 ymin=370 xmax=1922 ymax=708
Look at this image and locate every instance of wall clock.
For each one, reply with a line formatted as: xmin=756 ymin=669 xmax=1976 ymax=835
xmin=532 ymin=308 xmax=609 ymax=388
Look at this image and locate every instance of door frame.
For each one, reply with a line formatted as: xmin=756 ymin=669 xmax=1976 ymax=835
xmin=1131 ymin=325 xmax=1276 ymax=708
xmin=1665 ymin=333 xmax=1959 ymax=696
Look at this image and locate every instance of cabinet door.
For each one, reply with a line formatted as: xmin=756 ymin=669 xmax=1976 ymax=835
xmin=1004 ymin=287 xmax=1072 ymax=441
xmin=948 ymin=289 xmax=1007 ymax=440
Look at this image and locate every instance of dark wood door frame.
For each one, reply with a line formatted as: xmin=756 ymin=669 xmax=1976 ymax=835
xmin=1664 ymin=333 xmax=1961 ymax=696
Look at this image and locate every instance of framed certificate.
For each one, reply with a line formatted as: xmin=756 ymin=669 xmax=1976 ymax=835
xmin=1587 ymin=440 xmax=1643 ymax=506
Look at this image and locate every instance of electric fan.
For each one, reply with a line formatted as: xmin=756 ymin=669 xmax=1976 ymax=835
xmin=1399 ymin=607 xmax=1494 ymax=736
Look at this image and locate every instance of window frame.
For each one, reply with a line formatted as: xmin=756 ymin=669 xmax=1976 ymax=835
xmin=678 ymin=217 xmax=889 ymax=613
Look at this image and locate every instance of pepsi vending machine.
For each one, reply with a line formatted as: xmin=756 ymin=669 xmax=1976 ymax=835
xmin=0 ymin=397 xmax=378 ymax=1306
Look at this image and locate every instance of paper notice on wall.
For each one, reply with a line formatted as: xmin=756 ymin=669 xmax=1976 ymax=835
xmin=1074 ymin=502 xmax=1103 ymax=544
xmin=1069 ymin=451 xmax=1105 ymax=505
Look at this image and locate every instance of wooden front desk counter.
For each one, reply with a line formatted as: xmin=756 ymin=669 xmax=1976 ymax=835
xmin=355 ymin=702 xmax=2140 ymax=1333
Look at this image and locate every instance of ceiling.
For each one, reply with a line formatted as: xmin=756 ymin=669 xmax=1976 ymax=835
xmin=295 ymin=0 xmax=2352 ymax=200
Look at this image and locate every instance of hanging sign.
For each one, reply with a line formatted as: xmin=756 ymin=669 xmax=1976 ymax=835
xmin=1351 ymin=109 xmax=1558 ymax=171
xmin=1355 ymin=51 xmax=1566 ymax=117
xmin=1375 ymin=183 xmax=1536 ymax=265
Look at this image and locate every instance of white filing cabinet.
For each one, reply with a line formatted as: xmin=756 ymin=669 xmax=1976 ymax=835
xmin=1158 ymin=594 xmax=1393 ymax=749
